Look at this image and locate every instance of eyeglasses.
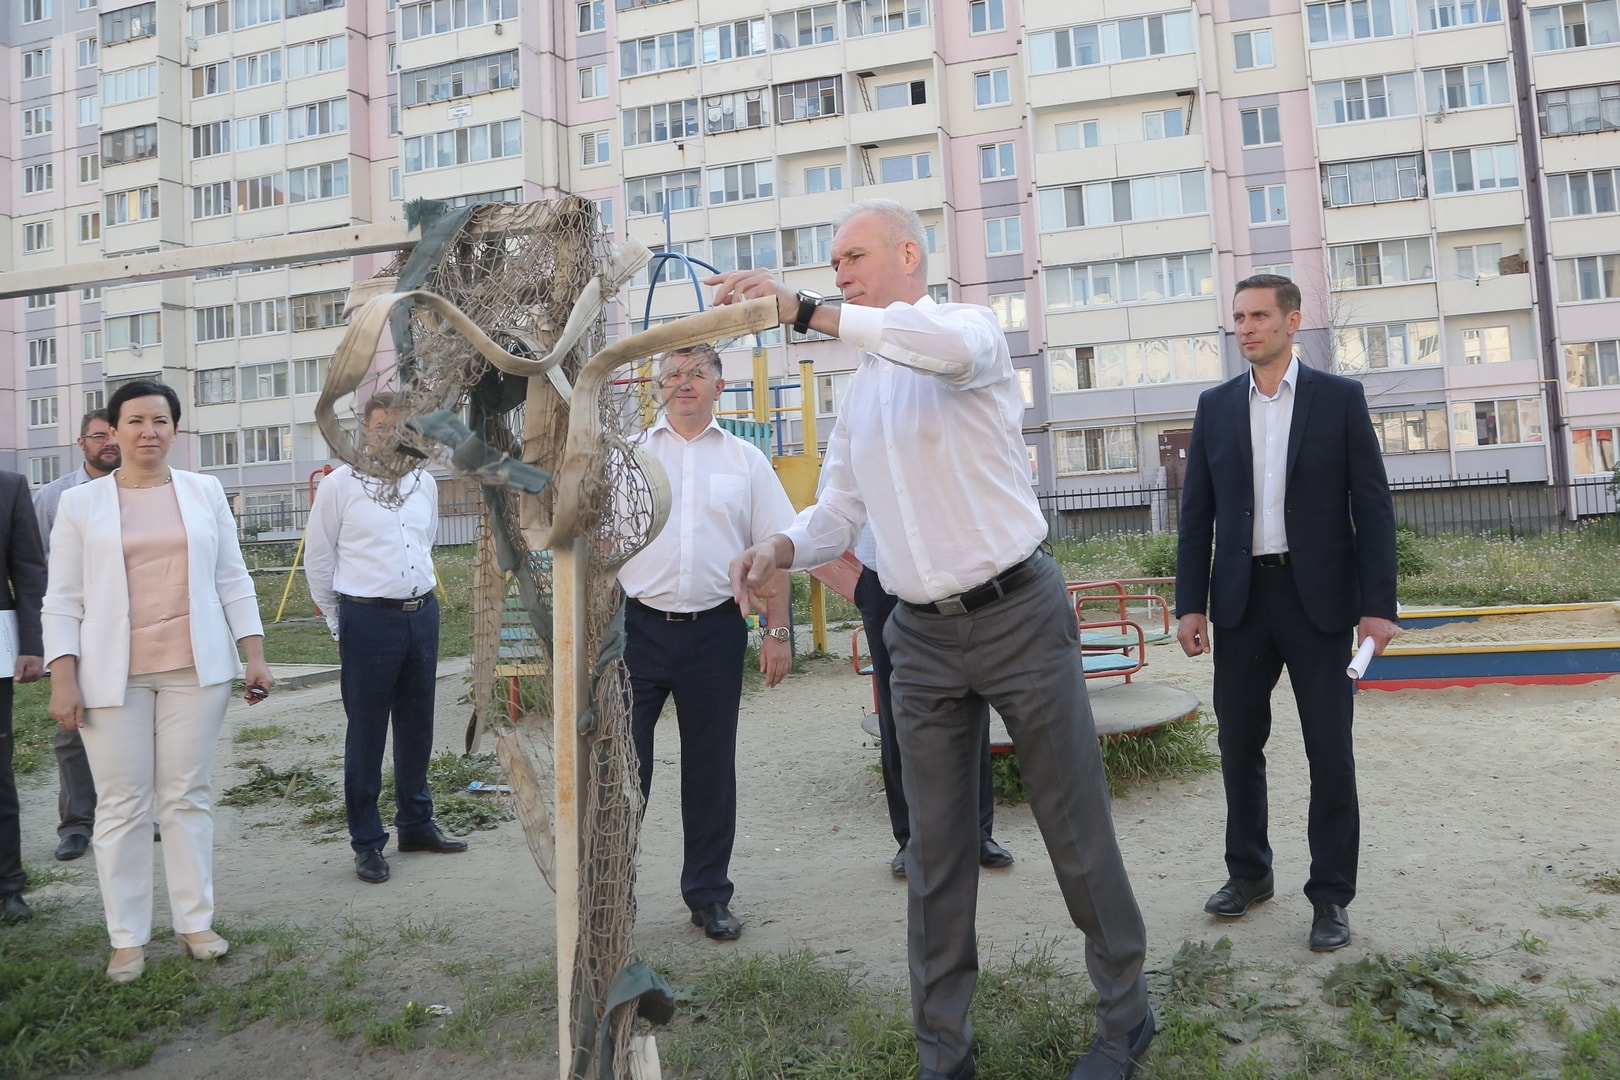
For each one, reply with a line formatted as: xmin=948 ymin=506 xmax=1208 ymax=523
xmin=81 ymin=434 xmax=112 ymax=443
xmin=656 ymin=367 xmax=717 ymax=389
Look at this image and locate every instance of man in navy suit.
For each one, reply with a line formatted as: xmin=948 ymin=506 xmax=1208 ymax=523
xmin=1174 ymin=274 xmax=1397 ymax=952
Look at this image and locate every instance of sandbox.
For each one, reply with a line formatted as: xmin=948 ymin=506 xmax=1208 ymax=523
xmin=1360 ymin=602 xmax=1620 ymax=691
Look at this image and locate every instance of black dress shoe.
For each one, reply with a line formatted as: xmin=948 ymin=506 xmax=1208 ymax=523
xmin=979 ymin=838 xmax=1015 ymax=869
xmin=1204 ymin=872 xmax=1275 ymax=918
xmin=55 ymin=833 xmax=90 ymax=861
xmin=689 ymin=902 xmax=742 ymax=940
xmin=397 ymin=823 xmax=469 ymax=853
xmin=919 ymin=1055 xmax=976 ymax=1080
xmin=0 ymin=891 xmax=34 ymax=924
xmin=1068 ymin=1008 xmax=1155 ymax=1080
xmin=1310 ymin=903 xmax=1351 ymax=952
xmin=890 ymin=847 xmax=908 ymax=878
xmin=355 ymin=849 xmax=390 ymax=883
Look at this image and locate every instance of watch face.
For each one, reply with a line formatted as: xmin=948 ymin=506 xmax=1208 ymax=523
xmin=798 ymin=290 xmax=823 ymax=303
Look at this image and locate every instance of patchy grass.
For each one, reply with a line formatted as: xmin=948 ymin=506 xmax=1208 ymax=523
xmin=7 ymin=681 xmax=56 ymax=777
xmin=1540 ymin=903 xmax=1610 ymax=920
xmin=217 ymin=763 xmax=338 ymax=809
xmin=234 ymin=723 xmax=288 ymax=744
xmin=1584 ymin=870 xmax=1620 ymax=895
xmin=992 ymin=717 xmax=1220 ymax=804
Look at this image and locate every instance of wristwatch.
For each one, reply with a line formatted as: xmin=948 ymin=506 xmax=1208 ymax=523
xmin=765 ymin=626 xmax=791 ymax=642
xmin=793 ymin=289 xmax=824 ymax=335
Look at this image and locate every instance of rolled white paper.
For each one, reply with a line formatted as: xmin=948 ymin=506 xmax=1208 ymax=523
xmin=1346 ymin=636 xmax=1377 ymax=680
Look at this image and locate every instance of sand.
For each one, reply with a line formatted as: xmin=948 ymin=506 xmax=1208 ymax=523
xmin=1394 ymin=603 xmax=1620 ymax=644
xmin=13 ymin=630 xmax=1620 ymax=1078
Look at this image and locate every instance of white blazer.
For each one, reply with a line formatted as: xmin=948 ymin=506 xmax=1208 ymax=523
xmin=42 ymin=470 xmax=264 ymax=709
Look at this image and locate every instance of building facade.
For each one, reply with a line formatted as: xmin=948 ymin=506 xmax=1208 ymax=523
xmin=5 ymin=0 xmax=1618 ymax=528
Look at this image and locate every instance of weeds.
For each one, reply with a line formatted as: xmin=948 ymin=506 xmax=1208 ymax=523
xmin=1584 ymin=870 xmax=1620 ymax=895
xmin=1320 ymin=947 xmax=1523 ymax=1044
xmin=235 ymin=723 xmax=288 ymax=744
xmin=1540 ymin=903 xmax=1610 ymax=920
xmin=992 ymin=718 xmax=1220 ymax=804
xmin=218 ymin=763 xmax=337 ymax=808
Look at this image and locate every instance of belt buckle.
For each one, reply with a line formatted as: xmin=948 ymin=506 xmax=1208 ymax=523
xmin=934 ymin=597 xmax=969 ymax=616
xmin=402 ymin=597 xmax=425 ymax=612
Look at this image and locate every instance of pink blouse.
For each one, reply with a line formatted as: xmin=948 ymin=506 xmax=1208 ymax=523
xmin=119 ymin=484 xmax=196 ymax=676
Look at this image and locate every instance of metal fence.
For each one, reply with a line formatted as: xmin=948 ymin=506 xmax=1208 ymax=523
xmin=237 ymin=499 xmax=486 ymax=546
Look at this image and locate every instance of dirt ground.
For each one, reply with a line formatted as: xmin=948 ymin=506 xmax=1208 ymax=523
xmin=14 ymin=629 xmax=1620 ymax=1078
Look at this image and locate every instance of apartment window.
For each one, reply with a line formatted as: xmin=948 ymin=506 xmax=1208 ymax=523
xmin=288 ymin=99 xmax=349 ymax=141
xmin=1460 ymin=326 xmax=1511 ymax=364
xmin=772 ymin=5 xmax=836 ymax=49
xmin=239 ymin=300 xmax=288 ymax=338
xmin=241 ymin=361 xmax=290 ymax=401
xmin=237 ymin=51 xmax=283 ymax=90
xmin=198 ymin=433 xmax=239 ymax=468
xmin=82 ymin=287 xmax=102 ymax=302
xmin=1321 ymin=154 xmax=1423 ymax=206
xmin=237 ymin=112 xmax=285 ymax=149
xmin=1419 ymin=0 xmax=1502 ymax=30
xmin=24 ymin=48 xmax=53 ymax=80
xmin=195 ymin=307 xmax=235 ymax=345
xmin=103 ymin=65 xmax=156 ymax=104
xmin=1423 ymin=61 xmax=1511 ymax=113
xmin=106 ymin=312 xmax=160 ymax=350
xmin=880 ymin=153 xmax=931 ymax=182
xmin=619 ymin=30 xmax=696 ymax=76
xmin=975 ymin=69 xmax=1011 ymax=107
xmin=192 ymin=0 xmax=228 ymax=35
xmin=104 ymin=186 xmax=160 ymax=225
xmin=1306 ymin=0 xmax=1410 ymax=43
xmin=294 ymin=357 xmax=331 ymax=393
xmin=989 ymin=292 xmax=1027 ymax=331
xmin=1530 ymin=1 xmax=1620 ymax=51
xmin=1143 ymin=108 xmax=1185 ymax=140
xmin=1050 ymin=337 xmax=1222 ymax=390
xmin=23 ymin=108 xmax=53 ymax=138
xmin=288 ymin=0 xmax=344 ymax=14
xmin=783 ymin=224 xmax=834 ymax=267
xmin=924 ymin=224 xmax=939 ymax=253
xmin=580 ymin=65 xmax=608 ymax=100
xmin=1538 ymin=83 xmax=1620 ymax=136
xmin=1315 ymin=74 xmax=1419 ymax=125
xmin=399 ymin=0 xmax=517 ymax=40
xmin=22 ymin=0 xmax=52 ymax=23
xmin=1055 ymin=120 xmax=1100 ymax=150
xmin=1248 ymin=184 xmax=1288 ymax=225
xmin=84 ymin=390 xmax=105 ymax=414
xmin=581 ymin=131 xmax=611 ymax=167
xmin=25 ymin=294 xmax=57 ymax=311
xmin=1037 ymin=170 xmax=1207 ymax=230
xmin=192 ymin=181 xmax=234 ymax=218
xmin=815 ymin=372 xmax=852 ymax=416
xmin=1046 ymin=253 xmax=1215 ymax=310
xmin=102 ymin=124 xmax=158 ymax=166
xmin=243 ymin=426 xmax=293 ymax=464
xmin=1030 ymin=11 xmax=1194 ymax=73
xmin=876 ymin=81 xmax=926 ymax=109
xmin=79 ymin=96 xmax=101 ymax=126
xmin=1573 ymin=427 xmax=1619 ymax=474
xmin=1557 ymin=254 xmax=1620 ymax=301
xmin=845 ymin=0 xmax=928 ymax=35
xmin=1454 ymin=398 xmax=1542 ymax=447
xmin=707 ymin=160 xmax=774 ymax=204
xmin=1335 ymin=321 xmax=1440 ymax=371
xmin=577 ymin=0 xmax=604 ymax=32
xmin=984 ymin=216 xmax=1022 ymax=254
xmin=1234 ymin=29 xmax=1272 ymax=69
xmin=776 ymin=77 xmax=842 ymax=121
xmin=101 ymin=3 xmax=156 ymax=45
xmin=27 ymin=338 xmax=58 ymax=369
xmin=29 ymin=458 xmax=63 ymax=488
xmin=1055 ymin=426 xmax=1138 ymax=474
xmin=24 ymin=221 xmax=54 ymax=253
xmin=402 ymin=120 xmax=522 ymax=174
xmin=970 ymin=0 xmax=1005 ymax=33
xmin=1433 ymin=146 xmax=1520 ymax=196
xmin=804 ymin=164 xmax=843 ymax=193
xmin=29 ymin=397 xmax=61 ymax=429
xmin=193 ymin=61 xmax=230 ymax=98
xmin=624 ymin=170 xmax=702 ymax=217
xmin=593 ymin=198 xmax=613 ymax=232
xmin=78 ymin=37 xmax=98 ymax=66
xmin=191 ymin=121 xmax=231 ymax=160
xmin=400 ymin=51 xmax=519 ymax=107
xmin=287 ymin=36 xmax=347 ymax=78
xmin=636 ymin=241 xmax=706 ymax=285
xmin=23 ymin=164 xmax=53 ymax=195
xmin=711 ymin=232 xmax=779 ymax=273
xmin=196 ymin=367 xmax=235 ymax=404
xmin=237 ymin=174 xmax=285 ymax=211
xmin=705 ymin=90 xmax=768 ymax=133
xmin=236 ymin=0 xmax=283 ymax=28
xmin=1371 ymin=408 xmax=1450 ymax=455
xmin=390 ymin=168 xmax=401 ymax=200
xmin=78 ymin=212 xmax=102 ymax=242
xmin=623 ymin=99 xmax=700 ymax=148
xmin=1329 ymin=237 xmax=1435 ymax=288
xmin=979 ymin=142 xmax=1016 ymax=180
xmin=1548 ymin=169 xmax=1620 ymax=217
xmin=703 ymin=17 xmax=766 ymax=61
xmin=291 ymin=290 xmax=349 ymax=330
xmin=1240 ymin=106 xmax=1280 ymax=146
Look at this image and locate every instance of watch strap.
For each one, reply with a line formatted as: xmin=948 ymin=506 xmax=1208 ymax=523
xmin=793 ymin=293 xmax=820 ymax=336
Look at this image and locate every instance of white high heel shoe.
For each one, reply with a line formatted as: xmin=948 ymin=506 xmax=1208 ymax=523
xmin=176 ymin=930 xmax=229 ymax=960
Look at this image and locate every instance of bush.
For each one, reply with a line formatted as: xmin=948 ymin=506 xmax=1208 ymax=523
xmin=1138 ymin=532 xmax=1178 ymax=578
xmin=1394 ymin=526 xmax=1430 ymax=578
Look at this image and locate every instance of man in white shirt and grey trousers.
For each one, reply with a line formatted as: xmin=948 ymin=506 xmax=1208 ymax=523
xmin=715 ymin=199 xmax=1154 ymax=1080
xmin=619 ymin=344 xmax=796 ymax=942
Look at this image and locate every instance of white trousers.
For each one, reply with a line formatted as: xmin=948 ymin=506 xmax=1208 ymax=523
xmin=78 ymin=668 xmax=232 ymax=948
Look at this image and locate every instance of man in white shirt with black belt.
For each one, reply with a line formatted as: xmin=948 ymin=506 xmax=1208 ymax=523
xmin=714 ymin=200 xmax=1153 ymax=1080
xmin=620 ymin=344 xmax=796 ymax=941
xmin=306 ymin=393 xmax=466 ymax=885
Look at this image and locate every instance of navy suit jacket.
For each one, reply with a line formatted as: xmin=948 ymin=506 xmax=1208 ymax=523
xmin=1174 ymin=362 xmax=1397 ymax=634
xmin=1 ymin=470 xmax=47 ymax=659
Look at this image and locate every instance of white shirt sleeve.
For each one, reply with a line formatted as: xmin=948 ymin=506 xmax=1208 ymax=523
xmin=304 ymin=473 xmax=343 ymax=637
xmin=837 ymin=301 xmax=1006 ymax=389
xmin=783 ymin=411 xmax=865 ymax=570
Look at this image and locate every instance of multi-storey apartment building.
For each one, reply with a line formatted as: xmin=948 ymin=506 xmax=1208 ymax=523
xmin=5 ymin=0 xmax=1618 ymax=529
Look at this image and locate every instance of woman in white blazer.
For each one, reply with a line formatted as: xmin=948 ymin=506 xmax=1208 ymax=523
xmin=44 ymin=380 xmax=274 ymax=984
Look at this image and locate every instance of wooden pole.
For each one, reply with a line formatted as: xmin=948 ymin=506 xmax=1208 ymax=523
xmin=551 ymin=535 xmax=588 ymax=1065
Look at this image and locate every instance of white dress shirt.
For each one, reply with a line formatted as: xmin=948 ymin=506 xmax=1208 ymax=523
xmin=1249 ymin=356 xmax=1298 ymax=556
xmin=304 ymin=465 xmax=438 ymax=637
xmin=620 ymin=416 xmax=797 ymax=612
xmin=782 ymin=296 xmax=1046 ymax=605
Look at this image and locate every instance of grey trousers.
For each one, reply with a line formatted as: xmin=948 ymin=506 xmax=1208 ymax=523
xmin=55 ymin=724 xmax=96 ymax=839
xmin=885 ymin=552 xmax=1148 ymax=1072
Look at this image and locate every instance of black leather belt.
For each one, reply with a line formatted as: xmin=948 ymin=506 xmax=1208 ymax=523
xmin=627 ymin=597 xmax=739 ymax=622
xmin=341 ymin=594 xmax=432 ymax=611
xmin=903 ymin=551 xmax=1043 ymax=617
xmin=1253 ymin=553 xmax=1290 ymax=568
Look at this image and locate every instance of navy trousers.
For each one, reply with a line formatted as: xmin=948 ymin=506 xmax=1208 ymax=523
xmin=339 ymin=597 xmax=440 ymax=854
xmin=855 ymin=567 xmax=995 ymax=849
xmin=0 ymin=679 xmax=22 ymax=895
xmin=625 ymin=600 xmax=746 ymax=911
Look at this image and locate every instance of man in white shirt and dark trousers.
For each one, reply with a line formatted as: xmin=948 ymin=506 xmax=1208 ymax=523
xmin=619 ymin=344 xmax=796 ymax=941
xmin=306 ymin=394 xmax=467 ymax=884
xmin=715 ymin=200 xmax=1153 ymax=1080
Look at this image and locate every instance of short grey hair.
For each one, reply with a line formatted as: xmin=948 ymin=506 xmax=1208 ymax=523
xmin=661 ymin=343 xmax=722 ymax=375
xmin=832 ymin=198 xmax=927 ymax=255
